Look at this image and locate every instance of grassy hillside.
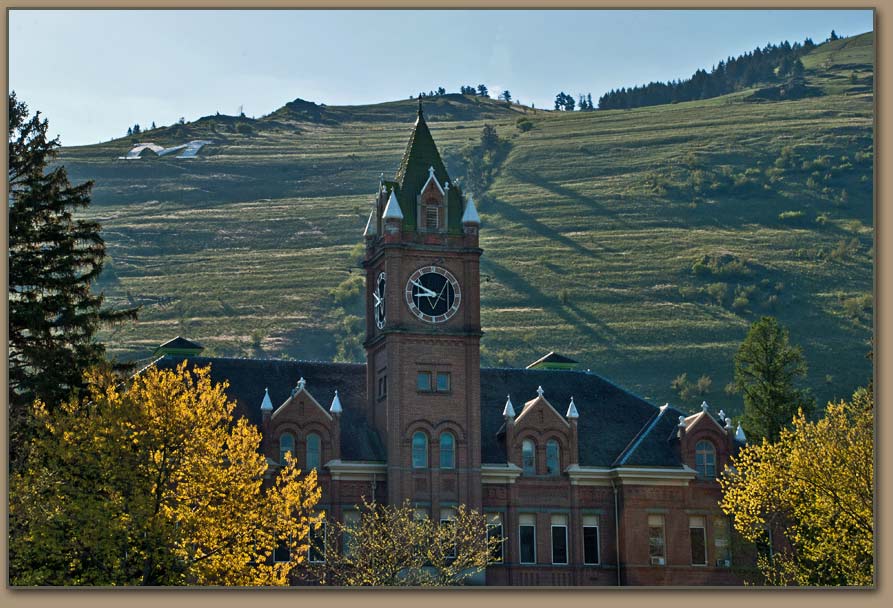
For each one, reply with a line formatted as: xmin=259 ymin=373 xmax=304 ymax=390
xmin=59 ymin=32 xmax=874 ymax=416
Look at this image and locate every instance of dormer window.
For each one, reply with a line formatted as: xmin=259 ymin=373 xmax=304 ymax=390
xmin=425 ymin=205 xmax=439 ymax=230
xmin=695 ymin=440 xmax=716 ymax=478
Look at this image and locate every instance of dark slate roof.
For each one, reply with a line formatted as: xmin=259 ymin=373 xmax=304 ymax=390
xmin=153 ymin=356 xmax=383 ymax=462
xmin=150 ymin=356 xmax=685 ymax=469
xmin=479 ymin=367 xmax=685 ymax=468
xmin=526 ymin=351 xmax=579 ymax=367
xmin=158 ymin=336 xmax=204 ymax=350
xmin=391 ymin=103 xmax=465 ymax=234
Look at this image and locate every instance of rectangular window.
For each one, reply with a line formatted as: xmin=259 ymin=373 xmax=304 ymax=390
xmin=690 ymin=516 xmax=707 ymax=566
xmin=413 ymin=507 xmax=429 ymax=521
xmin=519 ymin=514 xmax=536 ymax=564
xmin=436 ymin=371 xmax=451 ymax=392
xmin=487 ymin=514 xmax=504 ymax=563
xmin=377 ymin=374 xmax=387 ymax=399
xmin=308 ymin=522 xmax=326 ymax=563
xmin=426 ymin=206 xmax=439 ymax=231
xmin=273 ymin=538 xmax=290 ymax=563
xmin=416 ymin=371 xmax=432 ymax=392
xmin=440 ymin=508 xmax=457 ymax=558
xmin=714 ymin=516 xmax=731 ymax=567
xmin=343 ymin=511 xmax=360 ymax=557
xmin=583 ymin=515 xmax=600 ymax=565
xmin=551 ymin=514 xmax=568 ymax=565
xmin=648 ymin=514 xmax=666 ymax=566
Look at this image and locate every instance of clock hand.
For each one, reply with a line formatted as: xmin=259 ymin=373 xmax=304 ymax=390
xmin=411 ymin=279 xmax=437 ymax=298
xmin=373 ymin=292 xmax=382 ymax=307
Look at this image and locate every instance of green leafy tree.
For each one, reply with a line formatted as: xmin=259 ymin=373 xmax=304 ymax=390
xmin=9 ymin=363 xmax=323 ymax=586
xmin=315 ymin=499 xmax=501 ymax=586
xmin=8 ymin=92 xmax=137 ymax=465
xmin=719 ymin=387 xmax=873 ymax=586
xmin=733 ymin=316 xmax=814 ymax=442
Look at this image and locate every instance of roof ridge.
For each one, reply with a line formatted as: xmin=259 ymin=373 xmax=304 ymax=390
xmin=614 ymin=405 xmax=669 ymax=467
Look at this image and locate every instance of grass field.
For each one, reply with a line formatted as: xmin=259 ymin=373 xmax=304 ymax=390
xmin=59 ymin=32 xmax=874 ymax=416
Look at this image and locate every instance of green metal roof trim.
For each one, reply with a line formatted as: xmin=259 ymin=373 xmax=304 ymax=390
xmin=393 ymin=106 xmax=465 ymax=235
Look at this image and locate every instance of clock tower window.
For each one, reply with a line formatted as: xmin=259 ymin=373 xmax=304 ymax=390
xmin=425 ymin=205 xmax=439 ymax=231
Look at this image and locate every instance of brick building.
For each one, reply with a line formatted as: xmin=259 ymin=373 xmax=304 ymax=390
xmin=154 ymin=104 xmax=750 ymax=586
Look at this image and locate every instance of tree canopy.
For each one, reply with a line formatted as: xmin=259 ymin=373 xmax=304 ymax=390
xmin=314 ymin=499 xmax=500 ymax=586
xmin=8 ymin=92 xmax=137 ymax=465
xmin=733 ymin=316 xmax=814 ymax=442
xmin=719 ymin=387 xmax=873 ymax=586
xmin=9 ymin=362 xmax=322 ymax=586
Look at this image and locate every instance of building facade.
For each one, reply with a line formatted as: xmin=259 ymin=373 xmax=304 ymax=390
xmin=155 ymin=105 xmax=750 ymax=586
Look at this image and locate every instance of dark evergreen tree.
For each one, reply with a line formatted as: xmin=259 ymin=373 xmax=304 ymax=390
xmin=733 ymin=316 xmax=814 ymax=442
xmin=127 ymin=126 xmax=132 ymax=136
xmin=151 ymin=121 xmax=156 ymax=130
xmin=477 ymin=84 xmax=489 ymax=97
xmin=586 ymin=93 xmax=593 ymax=110
xmin=8 ymin=92 xmax=138 ymax=466
xmin=830 ymin=30 xmax=839 ymax=41
xmin=132 ymin=124 xmax=141 ymax=135
xmin=436 ymin=87 xmax=446 ymax=96
xmin=500 ymin=90 xmax=512 ymax=102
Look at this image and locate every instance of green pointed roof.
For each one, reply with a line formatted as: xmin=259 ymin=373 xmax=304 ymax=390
xmin=390 ymin=101 xmax=464 ymax=234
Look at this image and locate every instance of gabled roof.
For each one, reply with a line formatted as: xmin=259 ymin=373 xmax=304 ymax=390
xmin=480 ymin=367 xmax=686 ymax=467
xmin=272 ymin=382 xmax=333 ymax=422
xmin=152 ymin=356 xmax=687 ymax=469
xmin=526 ymin=351 xmax=579 ymax=369
xmin=158 ymin=336 xmax=204 ymax=351
xmin=152 ymin=356 xmax=383 ymax=461
xmin=514 ymin=393 xmax=570 ymax=428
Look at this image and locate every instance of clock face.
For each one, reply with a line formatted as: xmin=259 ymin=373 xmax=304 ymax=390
xmin=405 ymin=266 xmax=461 ymax=323
xmin=374 ymin=271 xmax=386 ymax=329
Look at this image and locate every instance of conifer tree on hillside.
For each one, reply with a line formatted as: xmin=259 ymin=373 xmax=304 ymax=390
xmin=733 ymin=316 xmax=814 ymax=442
xmin=7 ymin=92 xmax=137 ymax=466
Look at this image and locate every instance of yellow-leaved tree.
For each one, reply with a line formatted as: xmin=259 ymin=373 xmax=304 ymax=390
xmin=9 ymin=362 xmax=322 ymax=586
xmin=719 ymin=387 xmax=873 ymax=586
xmin=312 ymin=499 xmax=501 ymax=586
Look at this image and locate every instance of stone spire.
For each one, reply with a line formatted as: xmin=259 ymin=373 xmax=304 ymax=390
xmin=260 ymin=387 xmax=273 ymax=412
xmin=462 ymin=194 xmax=481 ymax=225
xmin=503 ymin=395 xmax=516 ymax=419
xmin=735 ymin=422 xmax=747 ymax=443
xmin=566 ymin=396 xmax=579 ymax=419
xmin=330 ymin=390 xmax=343 ymax=415
xmin=383 ymin=190 xmax=403 ymax=220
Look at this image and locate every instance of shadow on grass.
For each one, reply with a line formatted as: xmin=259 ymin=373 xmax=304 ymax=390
xmin=484 ymin=195 xmax=613 ymax=259
xmin=481 ymin=258 xmax=627 ymax=363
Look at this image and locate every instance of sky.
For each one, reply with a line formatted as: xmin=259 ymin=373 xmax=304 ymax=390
xmin=8 ymin=9 xmax=874 ymax=147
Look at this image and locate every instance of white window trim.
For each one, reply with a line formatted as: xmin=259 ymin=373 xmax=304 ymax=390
xmin=689 ymin=521 xmax=707 ymax=566
xmin=582 ymin=524 xmax=600 ymax=565
xmin=487 ymin=518 xmax=504 ymax=564
xmin=551 ymin=524 xmax=569 ymax=565
xmin=519 ymin=523 xmax=537 ymax=564
xmin=308 ymin=522 xmax=326 ymax=563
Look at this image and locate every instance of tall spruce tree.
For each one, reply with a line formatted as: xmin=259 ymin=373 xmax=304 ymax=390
xmin=733 ymin=316 xmax=814 ymax=442
xmin=8 ymin=92 xmax=137 ymax=463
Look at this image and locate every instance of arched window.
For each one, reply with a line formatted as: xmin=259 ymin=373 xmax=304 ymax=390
xmin=546 ymin=439 xmax=560 ymax=475
xmin=522 ymin=439 xmax=536 ymax=476
xmin=279 ymin=432 xmax=295 ymax=465
xmin=306 ymin=433 xmax=321 ymax=470
xmin=440 ymin=432 xmax=456 ymax=469
xmin=695 ymin=440 xmax=716 ymax=478
xmin=412 ymin=432 xmax=428 ymax=469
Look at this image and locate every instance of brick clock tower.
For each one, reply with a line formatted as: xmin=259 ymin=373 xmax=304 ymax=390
xmin=362 ymin=103 xmax=483 ymax=514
